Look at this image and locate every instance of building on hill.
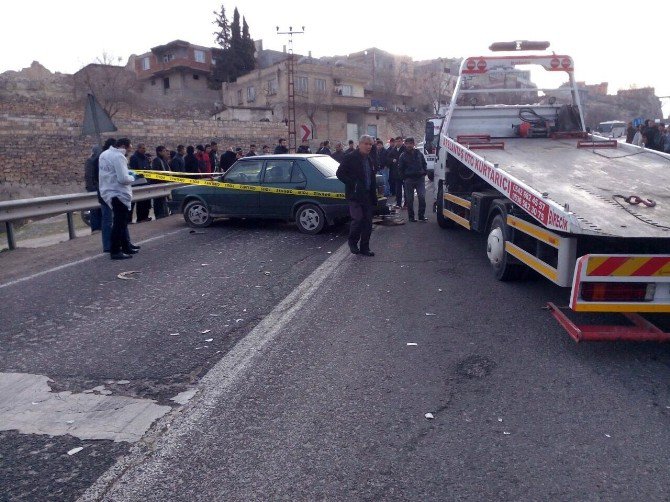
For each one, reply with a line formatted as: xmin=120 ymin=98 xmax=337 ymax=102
xmin=131 ymin=40 xmax=220 ymax=108
xmin=220 ymin=57 xmax=388 ymax=145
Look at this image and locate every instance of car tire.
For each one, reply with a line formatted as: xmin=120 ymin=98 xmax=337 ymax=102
xmin=80 ymin=210 xmax=91 ymax=227
xmin=295 ymin=203 xmax=325 ymax=235
xmin=183 ymin=200 xmax=213 ymax=228
xmin=436 ymin=184 xmax=455 ymax=229
xmin=487 ymin=214 xmax=525 ymax=281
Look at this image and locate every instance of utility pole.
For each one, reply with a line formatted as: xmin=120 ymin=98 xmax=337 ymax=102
xmin=277 ymin=25 xmax=304 ymax=153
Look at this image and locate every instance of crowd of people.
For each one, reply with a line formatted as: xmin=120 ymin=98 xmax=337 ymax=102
xmin=626 ymin=119 xmax=670 ymax=152
xmin=83 ymin=133 xmax=429 ymax=260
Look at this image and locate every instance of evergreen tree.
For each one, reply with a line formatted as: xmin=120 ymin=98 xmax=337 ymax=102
xmin=241 ymin=17 xmax=256 ymax=73
xmin=212 ymin=4 xmax=233 ymax=84
xmin=211 ymin=5 xmax=256 ymax=84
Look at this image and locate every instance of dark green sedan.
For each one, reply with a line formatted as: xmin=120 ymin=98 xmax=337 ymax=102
xmin=169 ymin=154 xmax=389 ymax=234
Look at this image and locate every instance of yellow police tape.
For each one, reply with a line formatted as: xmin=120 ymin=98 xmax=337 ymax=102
xmin=133 ymin=170 xmax=345 ymax=200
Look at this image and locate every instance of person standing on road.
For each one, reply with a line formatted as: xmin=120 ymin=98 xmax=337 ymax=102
xmin=150 ymin=146 xmax=171 ymax=219
xmin=388 ymin=137 xmax=405 ymax=208
xmin=129 ymin=144 xmax=152 ymax=222
xmin=336 ymin=134 xmax=377 ymax=257
xmin=374 ymin=139 xmax=390 ymax=196
xmin=170 ymin=145 xmax=185 ymax=171
xmin=84 ymin=145 xmax=103 ymax=233
xmin=209 ymin=141 xmax=220 ymax=172
xmin=345 ymin=140 xmax=355 ymax=153
xmin=219 ymin=146 xmax=237 ymax=172
xmin=398 ymin=137 xmax=428 ymax=222
xmin=98 ymin=138 xmax=139 ymax=260
xmin=246 ymin=144 xmax=258 ymax=157
xmin=184 ymin=145 xmax=199 ymax=173
xmin=331 ymin=141 xmax=345 ymax=164
xmin=274 ymin=138 xmax=289 ymax=154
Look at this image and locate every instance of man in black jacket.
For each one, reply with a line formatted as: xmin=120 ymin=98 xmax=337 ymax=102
xmin=274 ymin=138 xmax=289 ymax=154
xmin=336 ymin=134 xmax=377 ymax=256
xmin=398 ymin=137 xmax=428 ymax=222
xmin=129 ymin=144 xmax=152 ymax=222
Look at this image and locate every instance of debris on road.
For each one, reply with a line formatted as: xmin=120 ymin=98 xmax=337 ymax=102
xmin=503 ymin=432 xmax=511 ymax=435
xmin=189 ymin=230 xmax=205 ymax=234
xmin=117 ymin=271 xmax=140 ymax=280
xmin=116 ymin=380 xmax=130 ymax=385
xmin=425 ymin=313 xmax=437 ymax=316
xmin=204 ymin=338 xmax=213 ymax=342
xmin=67 ymin=447 xmax=84 ymax=456
xmin=425 ymin=413 xmax=435 ymax=420
xmin=407 ymin=342 xmax=418 ymax=346
xmin=200 ymin=329 xmax=211 ymax=334
xmin=169 ymin=333 xmax=180 ymax=336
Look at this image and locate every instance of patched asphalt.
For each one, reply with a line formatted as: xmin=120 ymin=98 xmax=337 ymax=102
xmin=3 ymin=212 xmax=670 ymax=501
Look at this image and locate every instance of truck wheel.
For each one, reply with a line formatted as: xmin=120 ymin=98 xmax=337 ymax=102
xmin=436 ymin=185 xmax=455 ymax=229
xmin=487 ymin=214 xmax=524 ymax=281
xmin=295 ymin=203 xmax=325 ymax=234
xmin=183 ymin=200 xmax=213 ymax=228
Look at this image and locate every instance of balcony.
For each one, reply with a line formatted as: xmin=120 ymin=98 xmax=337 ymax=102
xmin=331 ymin=94 xmax=371 ymax=109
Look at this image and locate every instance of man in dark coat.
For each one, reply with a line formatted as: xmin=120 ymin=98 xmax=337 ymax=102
xmin=274 ymin=138 xmax=289 ymax=154
xmin=220 ymin=146 xmax=237 ymax=172
xmin=129 ymin=143 xmax=152 ymax=222
xmin=336 ymin=134 xmax=377 ymax=256
xmin=331 ymin=142 xmax=345 ymax=164
xmin=149 ymin=146 xmax=171 ymax=219
xmin=84 ymin=145 xmax=103 ymax=232
xmin=398 ymin=137 xmax=428 ymax=222
xmin=184 ymin=145 xmax=199 ymax=173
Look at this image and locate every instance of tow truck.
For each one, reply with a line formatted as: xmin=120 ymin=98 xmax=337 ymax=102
xmin=433 ymin=40 xmax=670 ymax=341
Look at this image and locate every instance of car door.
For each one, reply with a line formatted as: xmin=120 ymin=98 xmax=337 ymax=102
xmin=259 ymin=159 xmax=307 ymax=218
xmin=217 ymin=159 xmax=263 ymax=215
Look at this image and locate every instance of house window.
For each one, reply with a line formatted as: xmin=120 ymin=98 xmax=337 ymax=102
xmin=150 ymin=78 xmax=156 ymax=86
xmin=296 ymin=76 xmax=308 ymax=94
xmin=237 ymin=89 xmax=243 ymax=105
xmin=193 ymin=74 xmax=200 ymax=80
xmin=315 ymin=78 xmax=326 ymax=92
xmin=341 ymin=84 xmax=353 ymax=96
xmin=142 ymin=57 xmax=151 ymax=70
xmin=163 ymin=77 xmax=170 ymax=90
xmin=267 ymin=78 xmax=278 ymax=95
xmin=162 ymin=54 xmax=174 ymax=63
xmin=194 ymin=50 xmax=205 ymax=63
xmin=247 ymin=86 xmax=256 ymax=102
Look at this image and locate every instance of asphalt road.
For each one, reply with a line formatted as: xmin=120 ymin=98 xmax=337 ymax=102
xmin=3 ymin=211 xmax=670 ymax=501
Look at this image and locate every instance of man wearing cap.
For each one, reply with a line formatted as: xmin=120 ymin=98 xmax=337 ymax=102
xmin=336 ymin=134 xmax=377 ymax=256
xmin=398 ymin=137 xmax=428 ymax=222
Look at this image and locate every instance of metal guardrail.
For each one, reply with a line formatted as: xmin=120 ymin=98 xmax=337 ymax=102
xmin=0 ymin=182 xmax=184 ymax=250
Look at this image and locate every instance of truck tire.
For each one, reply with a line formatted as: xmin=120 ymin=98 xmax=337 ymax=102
xmin=487 ymin=214 xmax=524 ymax=281
xmin=436 ymin=184 xmax=455 ymax=229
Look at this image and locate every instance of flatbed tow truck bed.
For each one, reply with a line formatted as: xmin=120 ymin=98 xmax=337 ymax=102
xmin=472 ymin=137 xmax=670 ymax=239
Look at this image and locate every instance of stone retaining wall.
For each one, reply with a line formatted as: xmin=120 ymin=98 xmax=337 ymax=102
xmin=0 ymin=114 xmax=286 ymax=200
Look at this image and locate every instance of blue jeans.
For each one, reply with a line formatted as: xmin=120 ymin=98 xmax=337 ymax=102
xmin=379 ymin=168 xmax=390 ymax=196
xmin=89 ymin=207 xmax=102 ymax=231
xmin=101 ymin=202 xmax=113 ymax=252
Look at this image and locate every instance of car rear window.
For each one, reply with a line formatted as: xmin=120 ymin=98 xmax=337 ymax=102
xmin=308 ymin=156 xmax=339 ymax=177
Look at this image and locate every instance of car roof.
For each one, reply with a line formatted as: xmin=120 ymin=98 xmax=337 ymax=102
xmin=237 ymin=154 xmax=328 ymax=160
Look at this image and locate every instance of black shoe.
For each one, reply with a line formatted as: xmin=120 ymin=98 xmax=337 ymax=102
xmin=349 ymin=243 xmax=360 ymax=255
xmin=110 ymin=252 xmax=133 ymax=260
xmin=129 ymin=244 xmax=141 ymax=250
xmin=360 ymin=249 xmax=375 ymax=257
xmin=419 ymin=216 xmax=428 ymax=221
xmin=409 ymin=217 xmax=417 ymax=222
xmin=123 ymin=248 xmax=139 ymax=255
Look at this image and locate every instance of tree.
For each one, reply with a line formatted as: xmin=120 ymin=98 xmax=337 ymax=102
xmin=72 ymin=52 xmax=138 ymax=118
xmin=211 ymin=5 xmax=256 ymax=85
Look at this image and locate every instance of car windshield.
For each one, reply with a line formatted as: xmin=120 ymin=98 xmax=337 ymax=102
xmin=309 ymin=155 xmax=340 ymax=177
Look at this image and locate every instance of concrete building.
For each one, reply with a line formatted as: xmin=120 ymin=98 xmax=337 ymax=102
xmin=132 ymin=40 xmax=220 ymax=108
xmin=221 ymin=56 xmax=391 ymax=145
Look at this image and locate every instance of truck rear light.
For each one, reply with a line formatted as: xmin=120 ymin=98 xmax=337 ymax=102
xmin=580 ymin=282 xmax=655 ymax=302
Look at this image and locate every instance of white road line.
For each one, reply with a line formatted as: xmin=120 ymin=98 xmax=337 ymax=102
xmin=78 ymin=238 xmax=357 ymax=501
xmin=0 ymin=229 xmax=185 ymax=290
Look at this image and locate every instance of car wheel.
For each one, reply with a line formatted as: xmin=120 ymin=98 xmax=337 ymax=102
xmin=80 ymin=210 xmax=91 ymax=227
xmin=487 ymin=214 xmax=525 ymax=281
xmin=436 ymin=184 xmax=455 ymax=229
xmin=295 ymin=203 xmax=325 ymax=235
xmin=183 ymin=200 xmax=213 ymax=228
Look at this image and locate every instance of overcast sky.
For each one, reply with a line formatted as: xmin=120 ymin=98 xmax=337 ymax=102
xmin=3 ymin=0 xmax=670 ymax=115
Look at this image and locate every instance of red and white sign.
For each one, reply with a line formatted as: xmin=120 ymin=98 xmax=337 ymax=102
xmin=300 ymin=124 xmax=311 ymax=141
xmin=445 ymin=138 xmax=570 ymax=232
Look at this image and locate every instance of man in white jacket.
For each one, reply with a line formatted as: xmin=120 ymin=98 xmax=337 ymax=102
xmin=98 ymin=138 xmax=139 ymax=260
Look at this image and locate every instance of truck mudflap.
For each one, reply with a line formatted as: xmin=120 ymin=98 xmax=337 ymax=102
xmin=548 ymin=254 xmax=670 ymax=342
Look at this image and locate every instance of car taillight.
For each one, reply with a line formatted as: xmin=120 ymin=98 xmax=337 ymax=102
xmin=580 ymin=282 xmax=655 ymax=302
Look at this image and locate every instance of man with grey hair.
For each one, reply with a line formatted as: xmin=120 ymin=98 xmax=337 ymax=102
xmin=336 ymin=135 xmax=377 ymax=256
